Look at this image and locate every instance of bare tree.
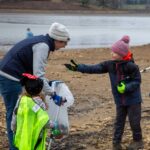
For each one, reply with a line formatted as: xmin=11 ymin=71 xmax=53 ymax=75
xmin=111 ymin=0 xmax=127 ymax=9
xmin=96 ymin=0 xmax=106 ymax=7
xmin=146 ymin=0 xmax=150 ymax=9
xmin=80 ymin=0 xmax=90 ymax=7
xmin=110 ymin=0 xmax=117 ymax=8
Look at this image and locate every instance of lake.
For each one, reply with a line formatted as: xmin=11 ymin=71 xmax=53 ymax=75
xmin=0 ymin=12 xmax=150 ymax=50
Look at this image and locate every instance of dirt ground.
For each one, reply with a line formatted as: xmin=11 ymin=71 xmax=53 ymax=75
xmin=0 ymin=44 xmax=150 ymax=150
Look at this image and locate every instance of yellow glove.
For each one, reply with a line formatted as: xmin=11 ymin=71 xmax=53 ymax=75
xmin=117 ymin=82 xmax=126 ymax=94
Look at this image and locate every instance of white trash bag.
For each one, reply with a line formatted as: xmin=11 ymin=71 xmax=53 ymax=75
xmin=45 ymin=80 xmax=74 ymax=134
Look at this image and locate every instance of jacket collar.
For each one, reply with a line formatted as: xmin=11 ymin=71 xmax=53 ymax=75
xmin=46 ymin=34 xmax=55 ymax=51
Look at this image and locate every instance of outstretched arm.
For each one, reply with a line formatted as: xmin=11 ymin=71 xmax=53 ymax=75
xmin=65 ymin=59 xmax=109 ymax=74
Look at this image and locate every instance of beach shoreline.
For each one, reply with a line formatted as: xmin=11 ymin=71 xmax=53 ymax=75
xmin=1 ymin=43 xmax=150 ymax=149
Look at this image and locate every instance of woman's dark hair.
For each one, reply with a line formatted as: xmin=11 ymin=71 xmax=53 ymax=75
xmin=21 ymin=74 xmax=43 ymax=96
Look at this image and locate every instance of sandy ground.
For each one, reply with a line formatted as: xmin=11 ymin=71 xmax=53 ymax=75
xmin=0 ymin=44 xmax=150 ymax=150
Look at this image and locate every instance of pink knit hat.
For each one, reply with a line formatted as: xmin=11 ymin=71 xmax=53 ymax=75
xmin=111 ymin=35 xmax=130 ymax=57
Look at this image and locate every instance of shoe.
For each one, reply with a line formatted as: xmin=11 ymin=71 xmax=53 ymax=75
xmin=127 ymin=140 xmax=144 ymax=150
xmin=113 ymin=143 xmax=122 ymax=150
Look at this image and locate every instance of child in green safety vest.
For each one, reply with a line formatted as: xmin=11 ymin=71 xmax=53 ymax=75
xmin=11 ymin=73 xmax=64 ymax=150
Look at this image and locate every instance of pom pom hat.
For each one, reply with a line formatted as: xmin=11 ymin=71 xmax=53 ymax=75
xmin=49 ymin=22 xmax=70 ymax=42
xmin=111 ymin=35 xmax=130 ymax=57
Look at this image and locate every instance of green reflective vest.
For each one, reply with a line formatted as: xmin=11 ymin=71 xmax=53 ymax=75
xmin=14 ymin=95 xmax=49 ymax=150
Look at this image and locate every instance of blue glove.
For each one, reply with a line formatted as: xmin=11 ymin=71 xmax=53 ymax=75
xmin=51 ymin=92 xmax=62 ymax=106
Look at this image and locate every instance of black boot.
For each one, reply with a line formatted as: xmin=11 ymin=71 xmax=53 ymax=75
xmin=127 ymin=140 xmax=144 ymax=150
xmin=113 ymin=143 xmax=122 ymax=150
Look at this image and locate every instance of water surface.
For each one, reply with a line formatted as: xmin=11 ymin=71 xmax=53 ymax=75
xmin=0 ymin=13 xmax=150 ymax=50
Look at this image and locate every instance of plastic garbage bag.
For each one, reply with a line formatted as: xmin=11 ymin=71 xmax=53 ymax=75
xmin=45 ymin=80 xmax=74 ymax=135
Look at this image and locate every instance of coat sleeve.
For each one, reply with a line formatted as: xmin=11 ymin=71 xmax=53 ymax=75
xmin=77 ymin=61 xmax=109 ymax=74
xmin=125 ymin=63 xmax=141 ymax=93
xmin=32 ymin=43 xmax=54 ymax=95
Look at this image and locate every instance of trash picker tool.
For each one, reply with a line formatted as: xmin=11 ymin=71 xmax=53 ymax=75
xmin=47 ymin=98 xmax=67 ymax=150
xmin=47 ymin=106 xmax=60 ymax=150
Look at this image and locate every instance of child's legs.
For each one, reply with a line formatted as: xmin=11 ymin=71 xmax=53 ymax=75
xmin=0 ymin=76 xmax=22 ymax=150
xmin=113 ymin=105 xmax=127 ymax=144
xmin=128 ymin=103 xmax=142 ymax=141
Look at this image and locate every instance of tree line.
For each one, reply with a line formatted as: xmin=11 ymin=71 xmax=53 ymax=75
xmin=1 ymin=0 xmax=150 ymax=9
xmin=79 ymin=0 xmax=150 ymax=9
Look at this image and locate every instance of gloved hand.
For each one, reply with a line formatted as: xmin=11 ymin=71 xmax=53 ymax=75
xmin=51 ymin=92 xmax=63 ymax=106
xmin=51 ymin=92 xmax=67 ymax=106
xmin=117 ymin=82 xmax=126 ymax=94
xmin=64 ymin=59 xmax=78 ymax=71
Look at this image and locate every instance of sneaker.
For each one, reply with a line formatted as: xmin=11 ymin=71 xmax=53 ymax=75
xmin=127 ymin=140 xmax=144 ymax=150
xmin=113 ymin=143 xmax=122 ymax=150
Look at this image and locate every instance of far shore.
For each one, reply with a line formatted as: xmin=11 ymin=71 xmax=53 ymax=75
xmin=0 ymin=43 xmax=150 ymax=57
xmin=0 ymin=8 xmax=150 ymax=16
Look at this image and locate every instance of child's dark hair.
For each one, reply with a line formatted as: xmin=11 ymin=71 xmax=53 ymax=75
xmin=21 ymin=73 xmax=43 ymax=96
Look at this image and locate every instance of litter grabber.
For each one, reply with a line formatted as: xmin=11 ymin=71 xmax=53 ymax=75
xmin=64 ymin=59 xmax=78 ymax=71
xmin=47 ymin=98 xmax=68 ymax=150
xmin=47 ymin=105 xmax=60 ymax=150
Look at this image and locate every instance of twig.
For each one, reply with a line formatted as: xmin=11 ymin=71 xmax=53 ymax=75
xmin=140 ymin=66 xmax=150 ymax=73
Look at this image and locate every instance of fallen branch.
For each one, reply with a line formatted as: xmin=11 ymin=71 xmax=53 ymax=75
xmin=140 ymin=66 xmax=150 ymax=73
